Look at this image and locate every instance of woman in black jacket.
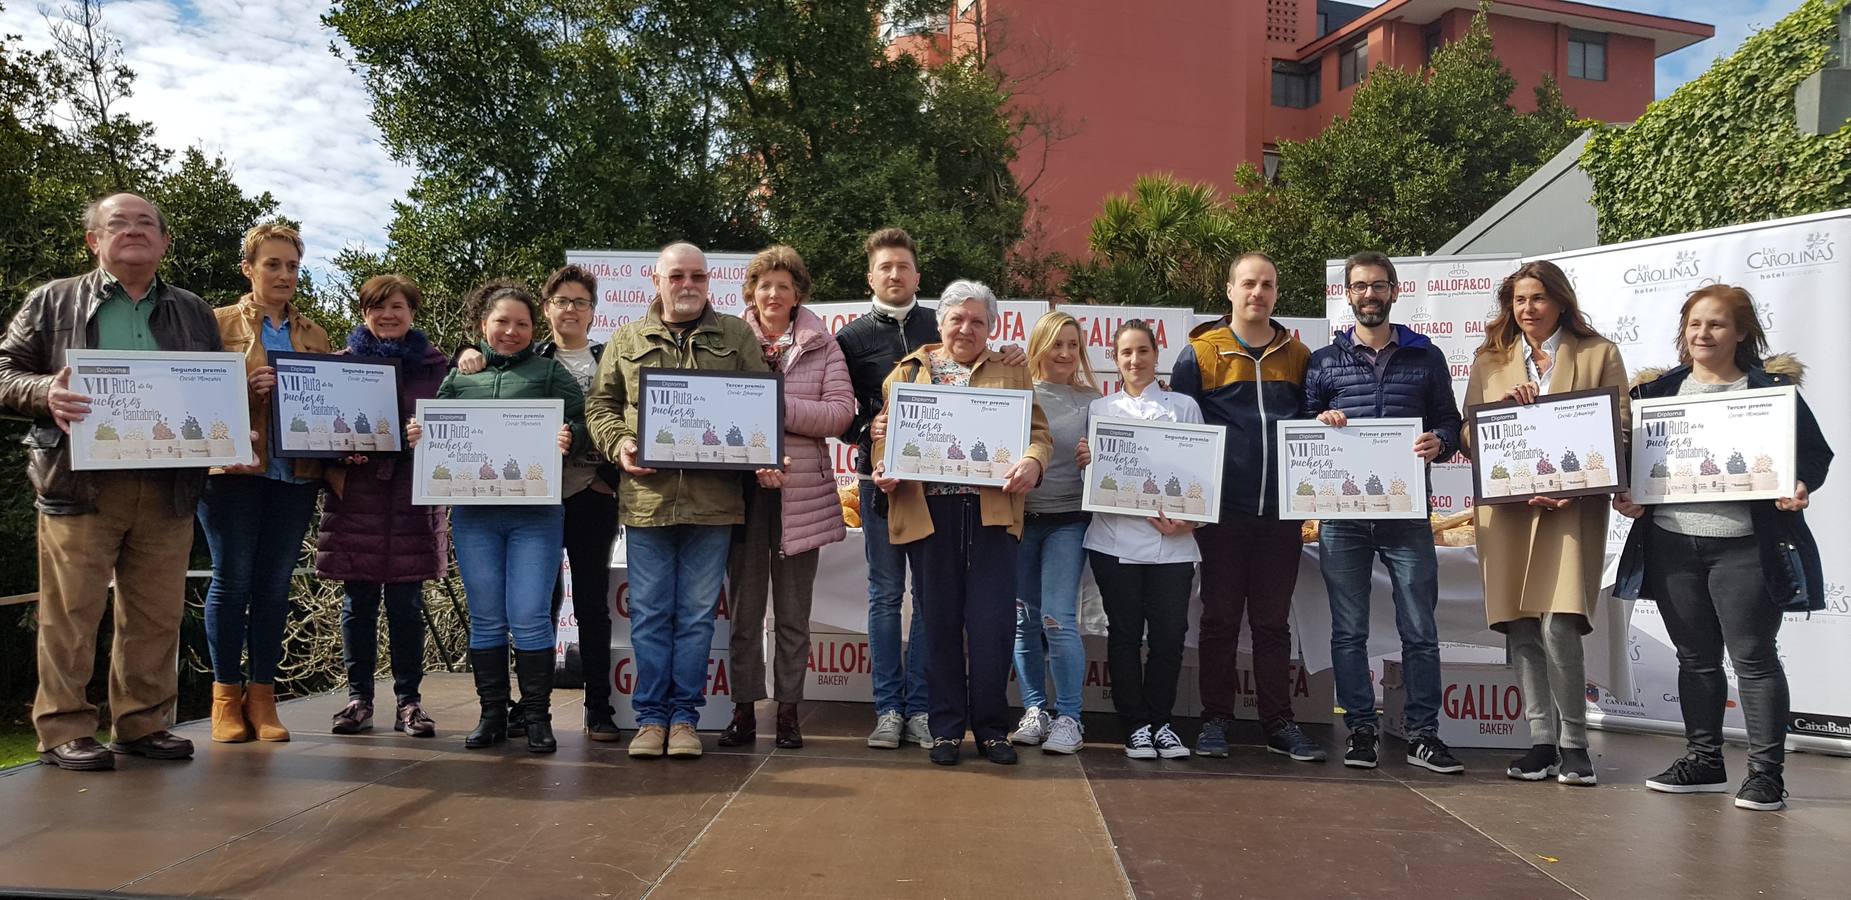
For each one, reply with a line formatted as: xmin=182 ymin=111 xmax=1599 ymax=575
xmin=1612 ymin=284 xmax=1832 ymax=812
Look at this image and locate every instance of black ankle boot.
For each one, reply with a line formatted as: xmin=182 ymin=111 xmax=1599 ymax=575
xmin=718 ymin=702 xmax=756 ymax=747
xmin=513 ymin=649 xmax=556 ymax=754
xmin=465 ymin=646 xmax=510 ymax=749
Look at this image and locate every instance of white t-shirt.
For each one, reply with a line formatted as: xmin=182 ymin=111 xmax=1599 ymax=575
xmin=553 ymin=344 xmax=600 ymax=497
xmin=1082 ymin=387 xmax=1205 ymax=565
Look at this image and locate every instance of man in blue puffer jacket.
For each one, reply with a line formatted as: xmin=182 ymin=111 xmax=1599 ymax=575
xmin=1303 ymin=251 xmax=1464 ymax=775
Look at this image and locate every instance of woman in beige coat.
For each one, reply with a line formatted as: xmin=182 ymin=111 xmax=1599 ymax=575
xmin=1463 ymin=259 xmax=1628 ymax=787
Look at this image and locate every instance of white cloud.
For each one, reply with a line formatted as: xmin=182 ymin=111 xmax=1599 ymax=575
xmin=0 ymin=0 xmax=414 ymax=283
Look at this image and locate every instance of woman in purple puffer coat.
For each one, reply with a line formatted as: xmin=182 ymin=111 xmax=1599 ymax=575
xmin=317 ymin=275 xmax=452 ymax=738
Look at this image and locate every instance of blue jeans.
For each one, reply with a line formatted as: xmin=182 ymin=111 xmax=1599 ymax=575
xmin=198 ymin=475 xmax=320 ymax=685
xmin=1012 ymin=518 xmax=1087 ymax=720
xmin=1319 ymin=518 xmax=1441 ymax=735
xmin=451 ymin=505 xmax=564 ymax=653
xmin=861 ymin=480 xmax=928 ymax=717
xmin=624 ymin=524 xmax=731 ymax=727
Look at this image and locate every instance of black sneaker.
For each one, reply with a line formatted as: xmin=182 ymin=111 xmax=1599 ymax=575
xmin=929 ymin=738 xmax=961 ymax=766
xmin=1557 ymin=747 xmax=1597 ymax=785
xmin=1125 ymin=725 xmax=1157 ymax=760
xmin=1265 ymin=722 xmax=1327 ymax=762
xmin=981 ymin=739 xmax=1018 ymax=766
xmin=1735 ymin=770 xmax=1786 ymax=811
xmin=1645 ymin=754 xmax=1727 ymax=794
xmin=1152 ymin=724 xmax=1190 ymax=760
xmin=1344 ymin=727 xmax=1378 ymax=768
xmin=1507 ymin=744 xmax=1559 ymax=781
xmin=585 ymin=707 xmax=623 ymax=744
xmin=1407 ymin=733 xmax=1464 ymax=774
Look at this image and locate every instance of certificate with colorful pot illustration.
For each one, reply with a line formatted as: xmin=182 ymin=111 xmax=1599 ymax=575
xmin=1467 ymin=387 xmax=1627 ymax=505
xmin=882 ymin=382 xmax=1032 ymax=489
xmin=1082 ymin=416 xmax=1227 ymax=524
xmin=65 ymin=349 xmax=253 ymax=471
xmin=1275 ymin=418 xmax=1429 ymax=521
xmin=1630 ymin=385 xmax=1796 ymax=505
xmin=266 ymin=351 xmax=402 ymax=458
xmin=635 ymin=368 xmax=785 ymax=471
xmin=411 ymin=399 xmax=564 ymax=505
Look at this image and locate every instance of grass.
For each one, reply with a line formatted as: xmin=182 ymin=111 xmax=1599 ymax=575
xmin=0 ymin=726 xmax=112 ymax=769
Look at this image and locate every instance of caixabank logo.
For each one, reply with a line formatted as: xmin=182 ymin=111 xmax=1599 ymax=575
xmin=1745 ymin=231 xmax=1836 ymax=281
xmin=1790 ymin=713 xmax=1851 ymax=737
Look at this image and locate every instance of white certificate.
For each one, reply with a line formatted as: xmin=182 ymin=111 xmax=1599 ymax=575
xmin=636 ymin=368 xmax=784 ymax=471
xmin=268 ymin=351 xmax=402 ymax=458
xmin=1631 ymin=384 xmax=1796 ymax=505
xmin=1468 ymin=387 xmax=1627 ymax=505
xmin=1275 ymin=418 xmax=1429 ymax=520
xmin=412 ymin=399 xmax=564 ymax=505
xmin=882 ymin=382 xmax=1032 ymax=488
xmin=1082 ymin=416 xmax=1226 ymax=524
xmin=66 ymin=349 xmax=253 ymax=470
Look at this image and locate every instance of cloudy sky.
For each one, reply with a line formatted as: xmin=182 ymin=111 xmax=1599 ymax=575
xmin=0 ymin=0 xmax=1812 ymax=282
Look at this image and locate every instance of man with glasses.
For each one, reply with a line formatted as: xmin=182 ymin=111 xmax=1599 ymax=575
xmin=0 ymin=193 xmax=223 ymax=770
xmin=1302 ymin=251 xmax=1464 ymax=773
xmin=587 ymin=242 xmax=769 ymax=759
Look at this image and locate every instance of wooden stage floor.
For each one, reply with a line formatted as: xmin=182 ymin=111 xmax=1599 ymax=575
xmin=3 ymin=673 xmax=1848 ymax=898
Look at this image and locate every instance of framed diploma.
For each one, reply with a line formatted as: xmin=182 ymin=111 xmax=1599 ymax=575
xmin=267 ymin=351 xmax=402 ymax=458
xmin=1631 ymin=384 xmax=1796 ymax=505
xmin=882 ymin=382 xmax=1032 ymax=489
xmin=1467 ymin=387 xmax=1627 ymax=505
xmin=1082 ymin=415 xmax=1227 ymax=524
xmin=66 ymin=349 xmax=253 ymax=470
xmin=412 ymin=399 xmax=564 ymax=505
xmin=635 ymin=369 xmax=784 ymax=471
xmin=1275 ymin=418 xmax=1429 ymax=520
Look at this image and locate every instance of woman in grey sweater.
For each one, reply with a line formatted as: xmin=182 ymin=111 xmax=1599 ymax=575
xmin=1007 ymin=312 xmax=1099 ymax=754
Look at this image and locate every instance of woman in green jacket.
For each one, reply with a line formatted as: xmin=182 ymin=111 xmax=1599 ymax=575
xmin=408 ymin=279 xmax=586 ymax=753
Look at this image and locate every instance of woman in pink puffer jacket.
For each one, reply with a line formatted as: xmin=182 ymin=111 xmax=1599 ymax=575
xmin=721 ymin=246 xmax=855 ymax=750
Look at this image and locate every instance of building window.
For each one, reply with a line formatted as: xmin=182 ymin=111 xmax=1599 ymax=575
xmin=1568 ymin=30 xmax=1607 ymax=81
xmin=1317 ymin=12 xmax=1329 ymax=36
xmin=879 ymin=2 xmax=948 ymax=41
xmin=1271 ymin=62 xmax=1321 ymax=109
xmin=1423 ymin=24 xmax=1443 ymax=64
xmin=1263 ymin=149 xmax=1282 ymax=181
xmin=1338 ymin=38 xmax=1368 ymax=89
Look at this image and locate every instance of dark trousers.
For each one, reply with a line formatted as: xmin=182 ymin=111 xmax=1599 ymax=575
xmin=341 ymin=581 xmax=426 ymax=705
xmin=1647 ymin=524 xmax=1789 ymax=775
xmin=729 ymin=485 xmax=821 ymax=703
xmin=554 ymin=487 xmax=619 ymax=712
xmin=1089 ymin=552 xmax=1194 ymax=730
xmin=1196 ymin=514 xmax=1303 ymax=729
xmin=908 ymin=495 xmax=1019 ymax=744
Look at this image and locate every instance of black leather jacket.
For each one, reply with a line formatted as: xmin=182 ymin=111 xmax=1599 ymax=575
xmin=0 ymin=270 xmax=223 ymax=515
xmin=834 ymin=303 xmax=939 ymax=477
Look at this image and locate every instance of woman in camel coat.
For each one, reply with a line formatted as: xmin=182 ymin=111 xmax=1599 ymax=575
xmin=1463 ymin=259 xmax=1628 ymax=788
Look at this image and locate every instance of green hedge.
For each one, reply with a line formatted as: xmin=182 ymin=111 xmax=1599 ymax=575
xmin=1582 ymin=0 xmax=1851 ymax=242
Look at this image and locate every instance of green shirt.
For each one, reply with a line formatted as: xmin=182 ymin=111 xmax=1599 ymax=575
xmin=91 ymin=273 xmax=162 ymax=351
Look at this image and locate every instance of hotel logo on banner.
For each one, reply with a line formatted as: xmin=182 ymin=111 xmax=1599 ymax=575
xmin=1745 ymin=231 xmax=1836 ymax=278
xmin=1622 ymin=249 xmax=1710 ymax=292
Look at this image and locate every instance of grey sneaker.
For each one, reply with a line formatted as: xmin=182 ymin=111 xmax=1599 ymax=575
xmin=1009 ymin=706 xmax=1050 ymax=745
xmin=867 ymin=710 xmax=904 ymax=749
xmin=1042 ymin=715 xmax=1083 ymax=754
xmin=905 ymin=713 xmax=932 ymax=748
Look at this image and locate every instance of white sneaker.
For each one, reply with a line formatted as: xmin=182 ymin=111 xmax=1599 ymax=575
xmin=1043 ymin=715 xmax=1084 ymax=754
xmin=905 ymin=713 xmax=932 ymax=748
xmin=867 ymin=710 xmax=904 ymax=749
xmin=1153 ymin=724 xmax=1189 ymax=759
xmin=1009 ymin=706 xmax=1050 ymax=745
xmin=1125 ymin=725 xmax=1157 ymax=759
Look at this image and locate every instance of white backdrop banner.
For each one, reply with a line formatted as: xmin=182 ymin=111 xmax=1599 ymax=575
xmin=1534 ymin=209 xmax=1851 ymax=752
xmin=1324 ymin=254 xmax=1519 ymax=514
xmin=565 ymin=249 xmax=753 ymax=344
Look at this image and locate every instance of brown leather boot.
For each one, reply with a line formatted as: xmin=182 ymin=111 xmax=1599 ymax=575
xmin=243 ymin=682 xmax=291 ymax=742
xmin=717 ymin=702 xmax=756 ymax=747
xmin=211 ymin=683 xmax=252 ymax=743
xmin=776 ymin=702 xmax=803 ymax=749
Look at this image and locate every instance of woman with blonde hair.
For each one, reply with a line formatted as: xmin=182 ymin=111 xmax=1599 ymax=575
xmin=1004 ymin=311 xmax=1099 ymax=753
xmin=1462 ymin=259 xmax=1627 ymax=786
xmin=199 ymin=222 xmax=333 ymax=743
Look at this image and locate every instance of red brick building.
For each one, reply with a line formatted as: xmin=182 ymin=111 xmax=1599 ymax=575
xmin=887 ymin=1 xmax=1713 ymax=259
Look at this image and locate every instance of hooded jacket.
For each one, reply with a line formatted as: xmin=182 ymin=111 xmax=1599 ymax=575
xmin=1170 ymin=317 xmax=1311 ymax=518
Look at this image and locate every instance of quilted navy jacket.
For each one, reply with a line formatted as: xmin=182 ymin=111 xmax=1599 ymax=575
xmin=1301 ymin=325 xmax=1462 ymax=460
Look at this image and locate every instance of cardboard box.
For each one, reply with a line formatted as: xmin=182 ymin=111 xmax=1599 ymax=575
xmin=609 ymin=646 xmax=735 ymax=730
xmin=1382 ymin=657 xmax=1532 ymax=748
xmin=1220 ymin=653 xmax=1335 ymax=725
xmin=803 ymin=629 xmax=876 ymax=702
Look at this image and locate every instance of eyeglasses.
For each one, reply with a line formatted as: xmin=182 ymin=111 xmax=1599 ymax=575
xmin=1346 ymin=281 xmax=1393 ymax=295
xmin=546 ymin=297 xmax=595 ymax=311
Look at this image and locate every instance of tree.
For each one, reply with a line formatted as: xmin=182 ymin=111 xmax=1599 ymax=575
xmin=325 ymin=1 xmax=1025 ymax=307
xmin=1065 ymin=4 xmax=1582 ymax=315
xmin=153 ymin=147 xmax=291 ymax=306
